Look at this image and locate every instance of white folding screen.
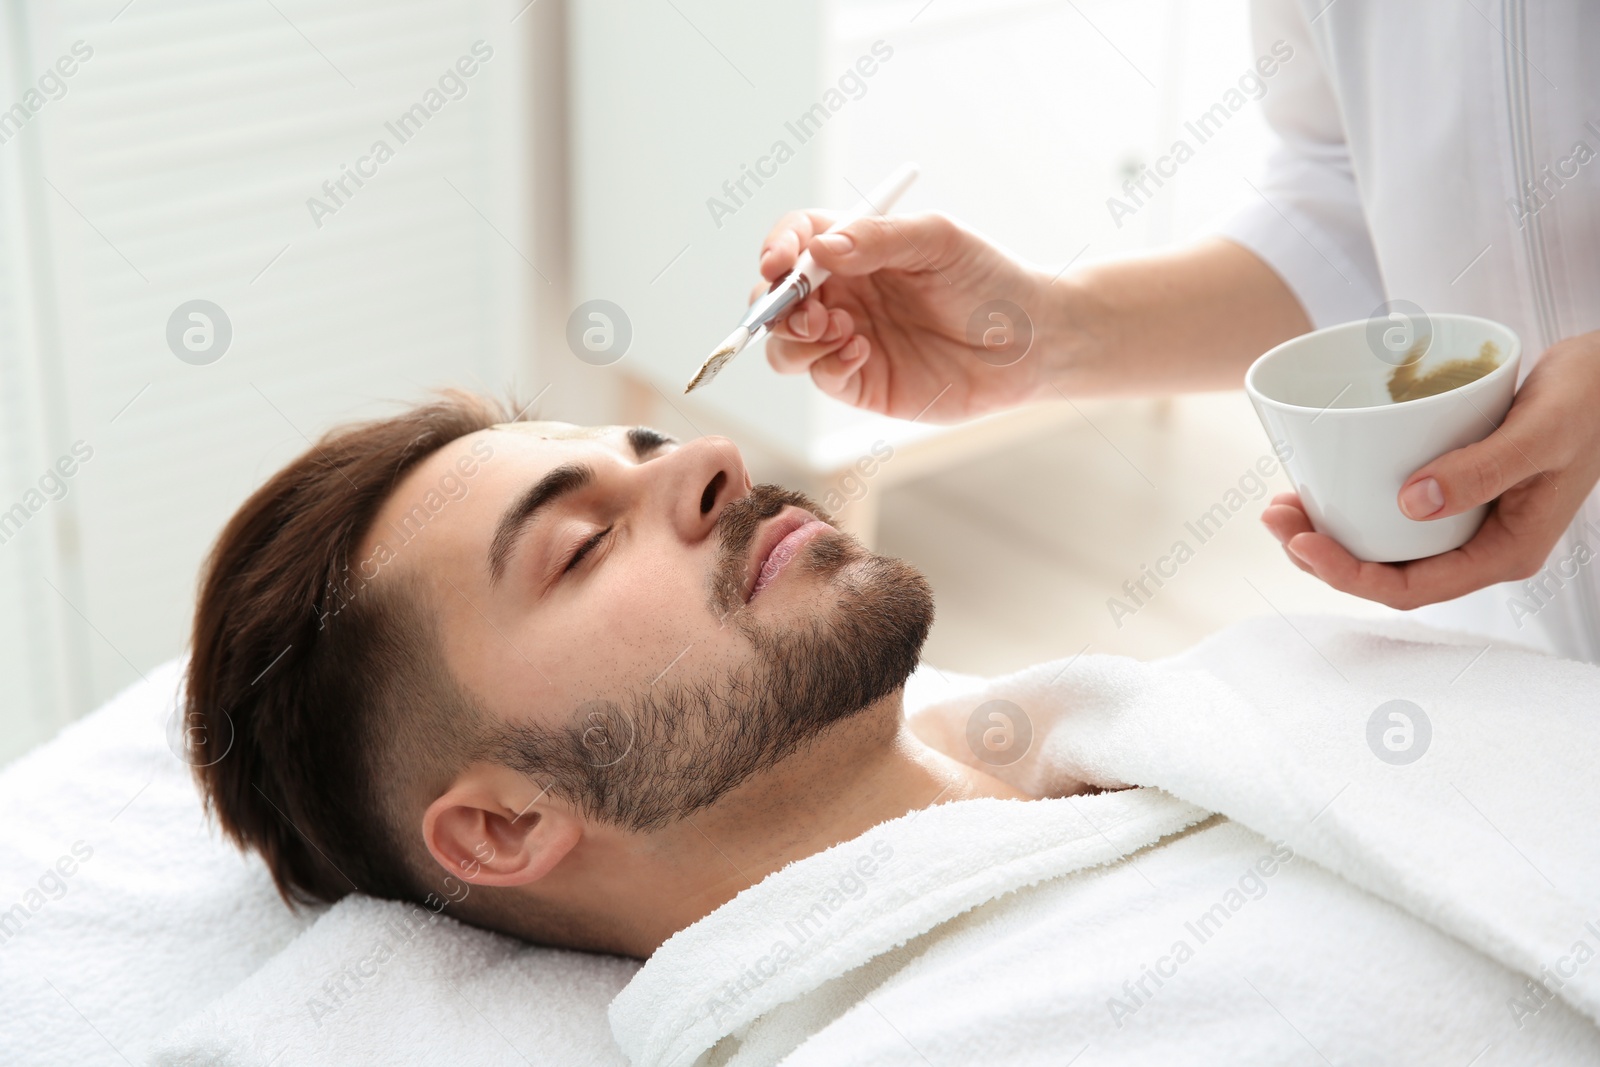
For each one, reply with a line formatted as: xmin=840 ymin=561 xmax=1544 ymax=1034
xmin=0 ymin=0 xmax=534 ymax=762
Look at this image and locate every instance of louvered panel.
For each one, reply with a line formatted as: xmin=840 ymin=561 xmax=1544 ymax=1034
xmin=0 ymin=3 xmax=85 ymax=765
xmin=2 ymin=0 xmax=528 ymax=751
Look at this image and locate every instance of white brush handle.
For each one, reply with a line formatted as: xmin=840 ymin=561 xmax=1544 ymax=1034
xmin=738 ymin=163 xmax=921 ymax=337
xmin=792 ymin=162 xmax=920 ymax=293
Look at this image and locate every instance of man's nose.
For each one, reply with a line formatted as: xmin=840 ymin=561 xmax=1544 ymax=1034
xmin=661 ymin=435 xmax=748 ymax=539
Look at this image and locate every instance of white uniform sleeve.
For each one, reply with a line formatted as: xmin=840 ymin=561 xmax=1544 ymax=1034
xmin=1213 ymin=0 xmax=1385 ymax=328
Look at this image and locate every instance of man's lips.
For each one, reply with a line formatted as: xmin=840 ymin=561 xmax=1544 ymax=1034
xmin=744 ymin=507 xmax=828 ymax=603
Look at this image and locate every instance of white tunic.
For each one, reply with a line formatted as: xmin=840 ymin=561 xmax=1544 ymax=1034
xmin=1215 ymin=0 xmax=1600 ymax=662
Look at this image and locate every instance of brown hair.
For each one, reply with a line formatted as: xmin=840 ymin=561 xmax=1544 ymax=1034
xmin=185 ymin=390 xmax=523 ymax=908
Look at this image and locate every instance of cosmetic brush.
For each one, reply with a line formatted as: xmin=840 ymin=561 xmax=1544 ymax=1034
xmin=684 ymin=162 xmax=920 ymax=393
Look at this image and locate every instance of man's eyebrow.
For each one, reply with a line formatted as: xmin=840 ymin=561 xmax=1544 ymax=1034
xmin=486 ymin=426 xmax=678 ymax=586
xmin=626 ymin=426 xmax=677 ymax=455
xmin=487 ymin=464 xmax=591 ymax=585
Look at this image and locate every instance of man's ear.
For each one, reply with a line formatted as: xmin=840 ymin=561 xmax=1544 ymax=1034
xmin=421 ymin=764 xmax=580 ymax=888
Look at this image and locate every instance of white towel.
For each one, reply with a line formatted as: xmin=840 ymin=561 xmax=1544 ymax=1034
xmin=0 ymin=660 xmax=312 ymax=1067
xmin=615 ymin=800 xmax=1600 ymax=1066
xmin=608 ymin=615 xmax=1600 ymax=1065
xmin=149 ymin=894 xmax=638 ymax=1066
xmin=608 ymin=788 xmax=1214 ymax=1066
xmin=913 ymin=613 xmax=1600 ymax=1021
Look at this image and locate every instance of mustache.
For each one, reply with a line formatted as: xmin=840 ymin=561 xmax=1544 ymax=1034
xmin=708 ymin=483 xmax=832 ymax=614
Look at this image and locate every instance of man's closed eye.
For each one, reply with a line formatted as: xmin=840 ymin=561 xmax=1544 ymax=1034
xmin=564 ymin=525 xmax=613 ymax=574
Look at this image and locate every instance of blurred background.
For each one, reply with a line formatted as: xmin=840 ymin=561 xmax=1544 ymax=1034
xmin=0 ymin=0 xmax=1393 ymax=764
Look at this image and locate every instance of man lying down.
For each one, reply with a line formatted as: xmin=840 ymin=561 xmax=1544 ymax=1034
xmin=186 ymin=392 xmax=1600 ymax=1066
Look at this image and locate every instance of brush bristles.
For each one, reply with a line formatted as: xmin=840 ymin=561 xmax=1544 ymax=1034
xmin=683 ymin=327 xmax=751 ymax=393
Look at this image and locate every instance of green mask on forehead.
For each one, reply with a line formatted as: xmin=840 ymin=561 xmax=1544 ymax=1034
xmin=490 ymin=421 xmax=614 ymax=440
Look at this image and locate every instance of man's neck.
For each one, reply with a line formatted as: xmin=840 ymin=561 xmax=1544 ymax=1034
xmin=550 ymin=692 xmax=1031 ymax=958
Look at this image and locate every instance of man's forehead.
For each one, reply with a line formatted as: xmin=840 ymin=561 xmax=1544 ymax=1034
xmin=489 ymin=421 xmax=617 ymax=441
xmin=365 ymin=422 xmax=627 ymax=560
xmin=417 ymin=422 xmax=639 ymax=486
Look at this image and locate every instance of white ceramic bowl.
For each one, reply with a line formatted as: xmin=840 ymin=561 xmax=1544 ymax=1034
xmin=1244 ymin=313 xmax=1522 ymax=563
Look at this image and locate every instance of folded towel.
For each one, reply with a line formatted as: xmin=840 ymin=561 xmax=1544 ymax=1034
xmin=0 ymin=661 xmax=312 ymax=1067
xmin=149 ymin=894 xmax=638 ymax=1066
xmin=910 ymin=613 xmax=1600 ymax=1023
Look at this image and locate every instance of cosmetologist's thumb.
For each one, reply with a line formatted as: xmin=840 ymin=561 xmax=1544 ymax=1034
xmin=803 ymin=212 xmax=961 ymax=276
xmin=1399 ymin=428 xmax=1539 ymax=520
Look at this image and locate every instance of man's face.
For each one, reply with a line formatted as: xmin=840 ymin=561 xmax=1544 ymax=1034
xmin=362 ymin=421 xmax=934 ymax=831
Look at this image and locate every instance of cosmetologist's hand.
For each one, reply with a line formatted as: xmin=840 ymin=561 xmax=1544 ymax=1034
xmin=754 ymin=209 xmax=1055 ymax=423
xmin=1260 ymin=330 xmax=1600 ymax=608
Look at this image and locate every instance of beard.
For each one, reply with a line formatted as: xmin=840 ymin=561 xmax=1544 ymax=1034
xmin=485 ymin=483 xmax=935 ymax=832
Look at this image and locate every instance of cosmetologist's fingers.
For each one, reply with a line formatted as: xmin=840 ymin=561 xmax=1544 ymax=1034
xmin=1399 ymin=426 xmax=1543 ymax=520
xmin=1283 ymin=509 xmax=1528 ymax=610
xmin=766 ymin=328 xmax=858 ymax=377
xmin=759 ymin=210 xmax=839 ymax=281
xmin=809 ymin=337 xmax=871 ymax=402
xmin=1259 ymin=500 xmax=1314 ymax=546
xmin=768 ymin=298 xmax=827 ymax=343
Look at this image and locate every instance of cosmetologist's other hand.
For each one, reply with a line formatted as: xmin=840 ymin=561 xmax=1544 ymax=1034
xmin=1260 ymin=331 xmax=1600 ymax=608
